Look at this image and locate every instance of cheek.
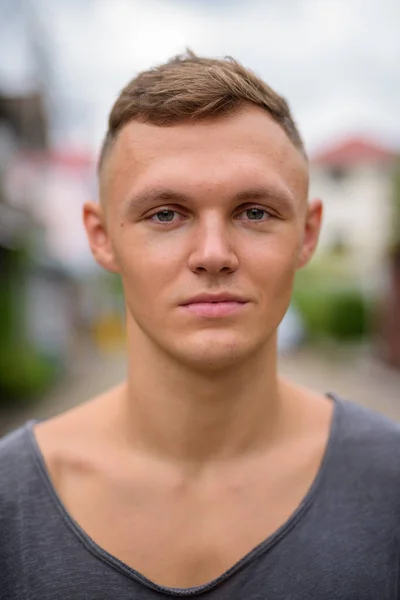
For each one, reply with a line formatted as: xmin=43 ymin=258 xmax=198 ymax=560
xmin=246 ymin=236 xmax=299 ymax=287
xmin=113 ymin=231 xmax=183 ymax=294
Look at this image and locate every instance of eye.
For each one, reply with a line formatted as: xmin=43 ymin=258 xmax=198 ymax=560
xmin=151 ymin=209 xmax=178 ymax=223
xmin=236 ymin=206 xmax=272 ymax=222
xmin=246 ymin=208 xmax=267 ymax=220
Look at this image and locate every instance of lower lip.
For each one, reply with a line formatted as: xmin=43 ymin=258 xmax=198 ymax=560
xmin=181 ymin=301 xmax=248 ymax=317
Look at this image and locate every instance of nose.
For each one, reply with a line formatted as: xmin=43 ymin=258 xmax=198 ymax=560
xmin=187 ymin=215 xmax=239 ymax=276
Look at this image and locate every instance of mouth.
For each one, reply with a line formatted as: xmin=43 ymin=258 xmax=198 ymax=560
xmin=180 ymin=294 xmax=249 ymax=318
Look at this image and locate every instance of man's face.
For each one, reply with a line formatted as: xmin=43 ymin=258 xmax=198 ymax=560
xmin=85 ymin=105 xmax=321 ymax=371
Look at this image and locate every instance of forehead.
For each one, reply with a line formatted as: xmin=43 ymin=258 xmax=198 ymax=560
xmin=100 ymin=105 xmax=309 ymax=204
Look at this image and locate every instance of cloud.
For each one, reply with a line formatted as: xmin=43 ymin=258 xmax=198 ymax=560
xmin=24 ymin=0 xmax=400 ymax=151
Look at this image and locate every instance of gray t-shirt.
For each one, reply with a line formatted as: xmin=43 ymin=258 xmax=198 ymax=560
xmin=1 ymin=395 xmax=400 ymax=599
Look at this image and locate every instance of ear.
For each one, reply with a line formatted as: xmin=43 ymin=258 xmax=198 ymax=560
xmin=297 ymin=198 xmax=323 ymax=269
xmin=83 ymin=201 xmax=120 ymax=273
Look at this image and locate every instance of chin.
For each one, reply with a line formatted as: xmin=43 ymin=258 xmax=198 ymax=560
xmin=168 ymin=331 xmax=262 ymax=373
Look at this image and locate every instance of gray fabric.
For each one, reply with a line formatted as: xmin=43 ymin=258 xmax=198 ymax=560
xmin=1 ymin=395 xmax=400 ymax=599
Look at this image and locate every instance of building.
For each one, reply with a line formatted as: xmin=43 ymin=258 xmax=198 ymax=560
xmin=310 ymin=136 xmax=400 ymax=367
xmin=310 ymin=137 xmax=398 ymax=286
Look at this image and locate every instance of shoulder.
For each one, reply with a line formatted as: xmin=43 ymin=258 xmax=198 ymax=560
xmin=0 ymin=423 xmax=33 ymax=473
xmin=332 ymin=395 xmax=400 ymax=484
xmin=0 ymin=423 xmax=40 ymax=511
xmin=335 ymin=395 xmax=400 ymax=443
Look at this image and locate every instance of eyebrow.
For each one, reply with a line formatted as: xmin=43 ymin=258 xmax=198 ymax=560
xmin=233 ymin=187 xmax=295 ymax=208
xmin=124 ymin=185 xmax=295 ymax=217
xmin=123 ymin=189 xmax=190 ymax=217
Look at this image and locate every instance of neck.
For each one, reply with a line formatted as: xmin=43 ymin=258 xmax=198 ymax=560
xmin=119 ymin=324 xmax=285 ymax=466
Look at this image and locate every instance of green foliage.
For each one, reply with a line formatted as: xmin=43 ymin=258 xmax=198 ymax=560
xmin=0 ymin=251 xmax=18 ymax=342
xmin=0 ymin=345 xmax=58 ymax=406
xmin=293 ymin=264 xmax=371 ymax=341
xmin=0 ymin=243 xmax=63 ymax=406
xmin=326 ymin=290 xmax=369 ymax=338
xmin=0 ymin=280 xmax=13 ymax=342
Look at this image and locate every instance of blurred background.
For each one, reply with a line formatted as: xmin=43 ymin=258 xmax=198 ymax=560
xmin=1 ymin=0 xmax=399 ymax=435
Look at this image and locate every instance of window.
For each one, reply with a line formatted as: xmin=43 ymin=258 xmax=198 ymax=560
xmin=327 ymin=165 xmax=349 ymax=183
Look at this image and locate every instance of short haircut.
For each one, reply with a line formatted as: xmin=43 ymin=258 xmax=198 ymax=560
xmin=98 ymin=50 xmax=306 ymax=173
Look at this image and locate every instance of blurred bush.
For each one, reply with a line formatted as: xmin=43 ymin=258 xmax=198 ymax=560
xmin=0 ymin=247 xmax=59 ymax=406
xmin=293 ymin=258 xmax=371 ymax=342
xmin=0 ymin=345 xmax=58 ymax=406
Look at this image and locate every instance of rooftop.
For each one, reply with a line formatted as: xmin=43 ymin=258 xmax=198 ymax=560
xmin=312 ymin=137 xmax=399 ymax=166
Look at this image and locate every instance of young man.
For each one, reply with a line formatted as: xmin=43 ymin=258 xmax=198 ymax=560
xmin=1 ymin=52 xmax=399 ymax=599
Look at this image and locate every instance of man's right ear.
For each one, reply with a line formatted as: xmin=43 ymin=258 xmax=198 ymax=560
xmin=83 ymin=201 xmax=120 ymax=273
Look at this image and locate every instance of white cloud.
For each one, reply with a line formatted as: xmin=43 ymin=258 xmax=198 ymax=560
xmin=0 ymin=0 xmax=38 ymax=94
xmin=19 ymin=0 xmax=400 ymax=152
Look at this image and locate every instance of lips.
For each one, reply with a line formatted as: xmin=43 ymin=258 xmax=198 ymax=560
xmin=179 ymin=293 xmax=249 ymax=317
xmin=180 ymin=293 xmax=248 ymax=306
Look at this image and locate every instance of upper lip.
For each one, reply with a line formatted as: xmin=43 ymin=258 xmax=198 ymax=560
xmin=180 ymin=293 xmax=249 ymax=305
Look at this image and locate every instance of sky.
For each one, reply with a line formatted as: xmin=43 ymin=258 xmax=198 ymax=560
xmin=0 ymin=0 xmax=399 ymax=156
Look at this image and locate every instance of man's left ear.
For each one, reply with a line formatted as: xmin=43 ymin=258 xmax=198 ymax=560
xmin=297 ymin=198 xmax=323 ymax=269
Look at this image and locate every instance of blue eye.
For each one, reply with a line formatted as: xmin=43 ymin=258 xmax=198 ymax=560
xmin=154 ymin=209 xmax=176 ymax=222
xmin=246 ymin=208 xmax=266 ymax=220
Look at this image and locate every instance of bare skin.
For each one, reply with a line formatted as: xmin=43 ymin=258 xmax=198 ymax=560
xmin=34 ymin=105 xmax=331 ymax=589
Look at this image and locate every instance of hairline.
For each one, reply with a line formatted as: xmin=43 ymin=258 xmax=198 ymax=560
xmin=97 ymin=110 xmax=308 ymax=182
